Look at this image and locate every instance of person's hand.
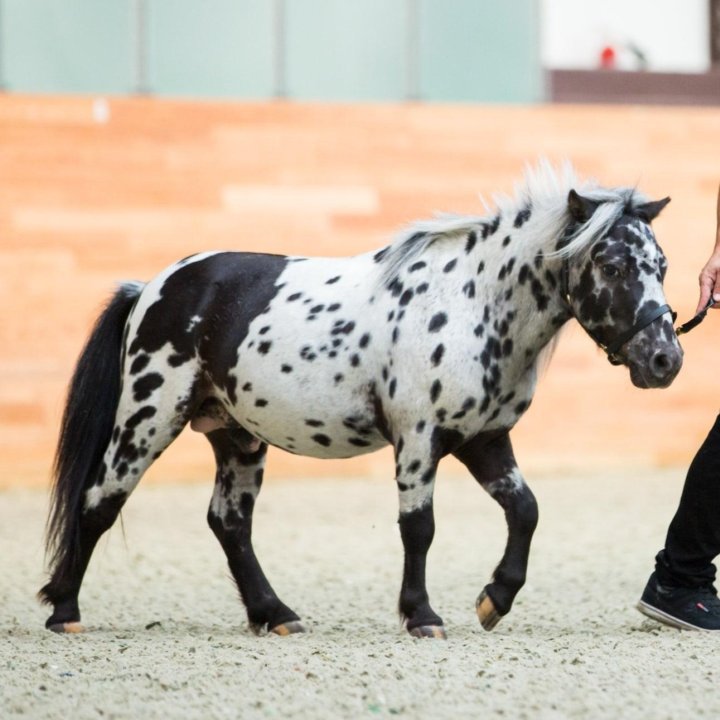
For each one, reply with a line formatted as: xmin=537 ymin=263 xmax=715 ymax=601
xmin=697 ymin=251 xmax=720 ymax=314
xmin=697 ymin=183 xmax=720 ymax=314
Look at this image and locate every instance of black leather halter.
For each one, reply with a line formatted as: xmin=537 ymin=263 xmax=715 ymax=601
xmin=560 ymin=257 xmax=677 ymax=366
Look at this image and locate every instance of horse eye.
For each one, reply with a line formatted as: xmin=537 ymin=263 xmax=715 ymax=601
xmin=602 ymin=264 xmax=619 ymax=278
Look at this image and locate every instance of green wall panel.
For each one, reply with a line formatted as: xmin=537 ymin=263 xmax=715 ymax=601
xmin=147 ymin=0 xmax=275 ymax=98
xmin=3 ymin=0 xmax=133 ymax=94
xmin=0 ymin=0 xmax=543 ymax=102
xmin=285 ymin=0 xmax=407 ymax=101
xmin=419 ymin=0 xmax=542 ymax=102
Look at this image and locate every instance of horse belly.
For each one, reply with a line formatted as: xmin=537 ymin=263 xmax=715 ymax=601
xmin=225 ymin=379 xmax=387 ymax=459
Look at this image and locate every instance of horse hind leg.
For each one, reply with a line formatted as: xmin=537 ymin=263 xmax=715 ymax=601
xmin=205 ymin=427 xmax=304 ymax=635
xmin=454 ymin=431 xmax=539 ymax=631
xmin=393 ymin=438 xmax=446 ymax=639
xmin=41 ymin=362 xmax=198 ymax=633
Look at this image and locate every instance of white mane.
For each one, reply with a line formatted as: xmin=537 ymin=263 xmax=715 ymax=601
xmin=378 ymin=160 xmax=647 ymax=284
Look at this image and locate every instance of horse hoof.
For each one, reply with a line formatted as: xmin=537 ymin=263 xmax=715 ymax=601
xmin=270 ymin=620 xmax=306 ymax=636
xmin=47 ymin=621 xmax=85 ymax=634
xmin=476 ymin=589 xmax=501 ymax=631
xmin=409 ymin=625 xmax=447 ymax=639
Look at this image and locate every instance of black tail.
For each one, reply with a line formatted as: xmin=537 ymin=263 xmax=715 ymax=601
xmin=39 ymin=282 xmax=144 ymax=604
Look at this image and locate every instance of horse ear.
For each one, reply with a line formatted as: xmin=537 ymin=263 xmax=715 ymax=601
xmin=567 ymin=189 xmax=599 ymax=223
xmin=635 ymin=197 xmax=671 ymax=223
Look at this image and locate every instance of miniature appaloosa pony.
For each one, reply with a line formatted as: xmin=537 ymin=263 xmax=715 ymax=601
xmin=40 ymin=163 xmax=682 ymax=638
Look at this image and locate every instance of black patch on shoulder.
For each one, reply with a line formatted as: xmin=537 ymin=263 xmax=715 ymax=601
xmin=409 ymin=261 xmax=427 ymax=273
xmin=502 ymin=235 xmax=511 ymax=247
xmin=327 ymin=303 xmax=341 ymax=312
xmin=416 ymin=282 xmax=429 ymax=294
xmin=359 ymin=333 xmax=371 ymax=349
xmin=287 ymin=292 xmax=302 ymax=302
xmin=428 ymin=313 xmax=448 ymax=332
xmin=399 ymin=289 xmax=414 ymax=306
xmin=258 ymin=340 xmax=272 ymax=355
xmin=312 ymin=433 xmax=332 ymax=447
xmin=133 ymin=373 xmax=164 ymax=402
xmin=443 ymin=259 xmax=458 ymax=273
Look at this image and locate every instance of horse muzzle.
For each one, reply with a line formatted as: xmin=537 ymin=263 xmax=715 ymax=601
xmin=627 ymin=342 xmax=683 ymax=389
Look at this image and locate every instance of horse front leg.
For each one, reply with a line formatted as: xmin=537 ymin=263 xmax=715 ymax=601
xmin=454 ymin=431 xmax=539 ymax=630
xmin=395 ymin=441 xmax=445 ymax=639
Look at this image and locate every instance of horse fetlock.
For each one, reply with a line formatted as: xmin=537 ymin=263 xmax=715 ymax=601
xmin=247 ymin=599 xmax=301 ymax=635
xmin=45 ymin=597 xmax=82 ymax=633
xmin=402 ymin=599 xmax=444 ymax=635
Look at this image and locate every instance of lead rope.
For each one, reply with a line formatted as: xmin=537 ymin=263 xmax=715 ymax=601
xmin=675 ymin=296 xmax=717 ymax=336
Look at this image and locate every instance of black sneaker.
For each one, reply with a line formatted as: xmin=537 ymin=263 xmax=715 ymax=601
xmin=637 ymin=572 xmax=720 ymax=631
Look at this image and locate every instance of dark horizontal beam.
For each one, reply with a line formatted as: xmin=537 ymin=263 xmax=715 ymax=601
xmin=549 ymin=69 xmax=720 ymax=106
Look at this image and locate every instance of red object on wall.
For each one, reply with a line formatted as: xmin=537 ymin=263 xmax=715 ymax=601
xmin=599 ymin=45 xmax=616 ymax=69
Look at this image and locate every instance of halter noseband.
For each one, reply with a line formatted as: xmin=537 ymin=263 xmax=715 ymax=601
xmin=560 ymin=257 xmax=677 ymax=366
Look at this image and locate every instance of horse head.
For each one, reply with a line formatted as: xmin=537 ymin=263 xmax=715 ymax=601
xmin=563 ymin=189 xmax=682 ymax=389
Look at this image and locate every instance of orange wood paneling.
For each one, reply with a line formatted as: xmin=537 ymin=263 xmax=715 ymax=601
xmin=1 ymin=95 xmax=719 ymax=487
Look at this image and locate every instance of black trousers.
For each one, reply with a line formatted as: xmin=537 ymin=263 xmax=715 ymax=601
xmin=655 ymin=414 xmax=720 ymax=588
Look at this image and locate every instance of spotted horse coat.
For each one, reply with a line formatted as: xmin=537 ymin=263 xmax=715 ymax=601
xmin=40 ymin=163 xmax=682 ymax=638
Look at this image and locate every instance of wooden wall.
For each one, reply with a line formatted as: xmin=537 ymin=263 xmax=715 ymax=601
xmin=1 ymin=95 xmax=719 ymax=488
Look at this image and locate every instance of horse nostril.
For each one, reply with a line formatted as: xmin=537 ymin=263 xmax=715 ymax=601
xmin=650 ymin=351 xmax=672 ymax=377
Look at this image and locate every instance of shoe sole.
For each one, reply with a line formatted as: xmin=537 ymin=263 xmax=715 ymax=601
xmin=637 ymin=599 xmax=720 ymax=632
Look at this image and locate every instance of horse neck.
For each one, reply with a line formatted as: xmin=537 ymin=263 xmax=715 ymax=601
xmin=466 ymin=226 xmax=574 ymax=367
